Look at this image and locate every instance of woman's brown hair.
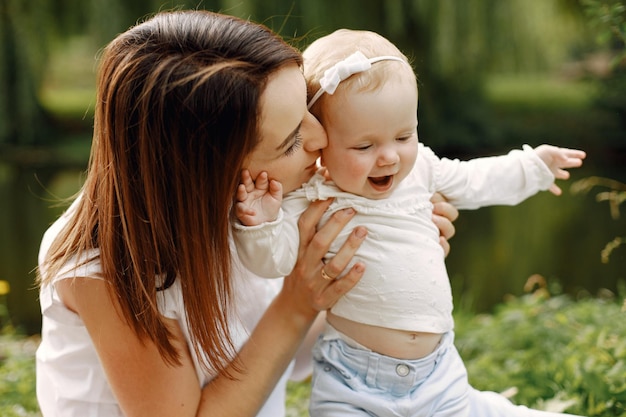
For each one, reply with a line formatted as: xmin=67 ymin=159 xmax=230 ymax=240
xmin=39 ymin=10 xmax=302 ymax=376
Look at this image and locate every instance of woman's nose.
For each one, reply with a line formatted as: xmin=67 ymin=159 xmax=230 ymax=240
xmin=302 ymin=112 xmax=328 ymax=152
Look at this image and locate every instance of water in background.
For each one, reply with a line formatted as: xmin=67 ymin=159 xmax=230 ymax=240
xmin=0 ymin=164 xmax=84 ymax=334
xmin=1 ymin=158 xmax=624 ymax=335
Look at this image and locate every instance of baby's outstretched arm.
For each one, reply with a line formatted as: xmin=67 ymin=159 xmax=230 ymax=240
xmin=235 ymin=170 xmax=283 ymax=226
xmin=534 ymin=145 xmax=586 ymax=196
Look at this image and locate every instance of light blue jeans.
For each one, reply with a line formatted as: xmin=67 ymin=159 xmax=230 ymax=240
xmin=310 ymin=330 xmax=584 ymax=417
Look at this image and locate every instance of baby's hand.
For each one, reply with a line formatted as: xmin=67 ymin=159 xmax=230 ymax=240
xmin=235 ymin=170 xmax=283 ymax=226
xmin=534 ymin=145 xmax=586 ymax=195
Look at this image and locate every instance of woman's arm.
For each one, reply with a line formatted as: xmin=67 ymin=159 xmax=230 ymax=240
xmin=58 ymin=199 xmax=366 ymax=417
xmin=290 ymin=311 xmax=326 ymax=381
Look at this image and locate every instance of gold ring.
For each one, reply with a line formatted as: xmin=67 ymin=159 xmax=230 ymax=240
xmin=321 ymin=268 xmax=334 ymax=281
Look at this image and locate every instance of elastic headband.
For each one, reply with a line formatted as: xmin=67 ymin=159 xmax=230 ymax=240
xmin=307 ymin=51 xmax=407 ymax=109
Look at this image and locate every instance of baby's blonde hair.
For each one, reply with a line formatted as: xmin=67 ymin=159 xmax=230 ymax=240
xmin=303 ymin=29 xmax=416 ymax=119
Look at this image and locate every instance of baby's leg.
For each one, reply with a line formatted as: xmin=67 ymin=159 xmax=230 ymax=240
xmin=468 ymin=388 xmax=585 ymax=417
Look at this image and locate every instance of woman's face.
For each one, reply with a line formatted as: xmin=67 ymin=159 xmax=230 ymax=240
xmin=243 ymin=64 xmax=327 ymax=195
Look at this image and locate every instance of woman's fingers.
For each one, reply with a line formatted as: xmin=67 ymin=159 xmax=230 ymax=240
xmin=312 ymin=228 xmax=367 ymax=310
xmin=297 ymin=199 xmax=333 ymax=252
xmin=309 ymin=208 xmax=356 ymax=253
xmin=291 ymin=201 xmax=367 ymax=312
xmin=432 ymin=195 xmax=459 ymax=223
xmin=431 ymin=193 xmax=458 ymax=257
xmin=322 ymin=226 xmax=367 ymax=279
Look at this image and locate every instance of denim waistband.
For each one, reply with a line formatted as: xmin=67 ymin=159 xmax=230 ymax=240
xmin=315 ymin=330 xmax=454 ymax=396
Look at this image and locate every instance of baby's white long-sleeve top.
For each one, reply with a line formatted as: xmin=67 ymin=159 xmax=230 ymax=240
xmin=233 ymin=144 xmax=554 ymax=333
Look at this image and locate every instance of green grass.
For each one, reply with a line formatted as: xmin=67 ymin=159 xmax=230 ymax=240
xmin=0 ymin=334 xmax=40 ymax=417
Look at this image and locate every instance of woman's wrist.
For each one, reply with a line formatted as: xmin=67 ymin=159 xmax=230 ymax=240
xmin=273 ymin=282 xmax=320 ymax=330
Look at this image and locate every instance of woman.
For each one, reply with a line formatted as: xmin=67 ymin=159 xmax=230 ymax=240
xmin=36 ymin=10 xmax=457 ymax=417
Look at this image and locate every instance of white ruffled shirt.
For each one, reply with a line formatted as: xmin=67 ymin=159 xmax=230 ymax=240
xmin=233 ymin=144 xmax=554 ymax=333
xmin=36 ymin=198 xmax=295 ymax=417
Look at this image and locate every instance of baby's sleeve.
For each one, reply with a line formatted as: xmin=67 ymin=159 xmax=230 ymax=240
xmin=232 ymin=208 xmax=299 ymax=278
xmin=432 ymin=144 xmax=554 ymax=209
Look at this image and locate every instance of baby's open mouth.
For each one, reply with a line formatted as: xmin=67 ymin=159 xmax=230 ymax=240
xmin=368 ymin=175 xmax=393 ymax=189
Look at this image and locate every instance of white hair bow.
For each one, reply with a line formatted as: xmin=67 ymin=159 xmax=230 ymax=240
xmin=307 ymin=51 xmax=406 ymax=109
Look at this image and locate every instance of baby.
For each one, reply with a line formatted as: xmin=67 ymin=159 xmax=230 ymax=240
xmin=233 ymin=29 xmax=586 ymax=417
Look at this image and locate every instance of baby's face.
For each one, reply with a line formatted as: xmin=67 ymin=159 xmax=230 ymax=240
xmin=321 ymin=78 xmax=418 ymax=199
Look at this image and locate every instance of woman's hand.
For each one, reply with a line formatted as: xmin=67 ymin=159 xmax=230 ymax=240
xmin=281 ymin=198 xmax=367 ymax=319
xmin=431 ymin=192 xmax=458 ymax=257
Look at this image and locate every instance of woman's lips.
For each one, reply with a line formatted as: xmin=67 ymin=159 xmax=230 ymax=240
xmin=305 ymin=160 xmax=318 ymax=173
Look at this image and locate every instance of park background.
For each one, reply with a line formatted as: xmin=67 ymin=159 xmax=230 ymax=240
xmin=0 ymin=0 xmax=625 ymax=416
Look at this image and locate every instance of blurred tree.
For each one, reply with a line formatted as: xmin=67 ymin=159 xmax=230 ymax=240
xmin=269 ymin=0 xmax=587 ymax=150
xmin=0 ymin=0 xmax=53 ymax=146
xmin=582 ymin=0 xmax=626 ymax=128
xmin=181 ymin=0 xmax=589 ymax=150
xmin=572 ymin=0 xmax=626 ymax=263
xmin=0 ymin=0 xmax=591 ymax=150
xmin=0 ymin=0 xmax=204 ymax=148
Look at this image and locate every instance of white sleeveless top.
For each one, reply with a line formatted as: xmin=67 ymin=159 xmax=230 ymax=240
xmin=36 ymin=198 xmax=293 ymax=417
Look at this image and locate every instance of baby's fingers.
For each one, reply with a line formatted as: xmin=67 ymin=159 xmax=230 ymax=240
xmin=559 ymin=149 xmax=586 ymax=168
xmin=236 ymin=183 xmax=248 ymax=202
xmin=548 ymin=183 xmax=563 ymax=196
xmin=234 ymin=201 xmax=256 ymax=218
xmin=269 ymin=180 xmax=283 ymax=200
xmin=240 ymin=169 xmax=255 ymax=191
xmin=553 ymin=168 xmax=571 ymax=181
xmin=255 ymin=171 xmax=270 ymax=191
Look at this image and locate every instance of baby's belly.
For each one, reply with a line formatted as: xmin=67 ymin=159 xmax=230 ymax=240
xmin=327 ymin=312 xmax=443 ymax=360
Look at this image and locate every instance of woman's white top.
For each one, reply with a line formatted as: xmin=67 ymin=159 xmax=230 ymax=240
xmin=36 ymin=198 xmax=294 ymax=417
xmin=234 ymin=144 xmax=554 ymax=333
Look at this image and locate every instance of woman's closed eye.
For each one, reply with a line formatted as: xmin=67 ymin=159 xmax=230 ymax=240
xmin=284 ymin=131 xmax=303 ymax=156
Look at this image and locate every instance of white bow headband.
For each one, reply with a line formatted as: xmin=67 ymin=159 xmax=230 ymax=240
xmin=307 ymin=51 xmax=407 ymax=109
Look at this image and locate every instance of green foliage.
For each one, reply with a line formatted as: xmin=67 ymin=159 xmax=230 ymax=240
xmin=582 ymin=0 xmax=626 ymax=126
xmin=0 ymin=290 xmax=40 ymax=417
xmin=455 ymin=290 xmax=626 ymax=416
xmin=582 ymin=0 xmax=626 ymax=62
xmin=286 ymin=379 xmax=310 ymax=417
xmin=571 ymin=176 xmax=626 ymax=263
xmin=0 ymin=335 xmax=40 ymax=417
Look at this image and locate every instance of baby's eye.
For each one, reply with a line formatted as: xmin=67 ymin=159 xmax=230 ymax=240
xmin=353 ymin=144 xmax=372 ymax=151
xmin=397 ymin=134 xmax=415 ymax=142
xmin=284 ymin=132 xmax=303 ymax=156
